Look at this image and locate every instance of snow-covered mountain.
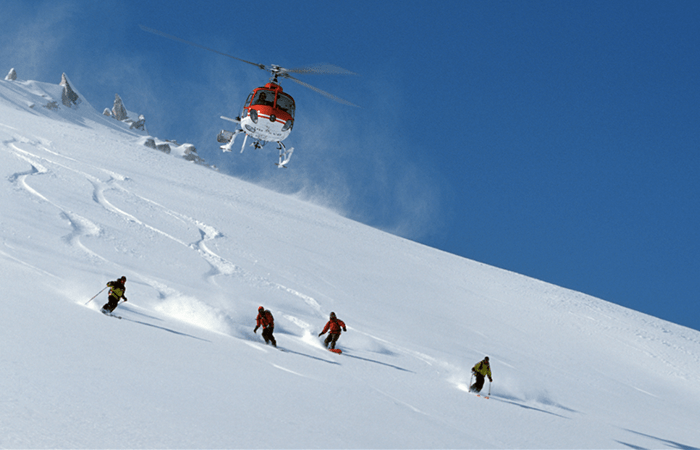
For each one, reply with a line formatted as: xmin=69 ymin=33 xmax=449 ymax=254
xmin=1 ymin=74 xmax=699 ymax=449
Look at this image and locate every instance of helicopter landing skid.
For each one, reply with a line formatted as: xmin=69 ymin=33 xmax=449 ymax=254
xmin=217 ymin=128 xmax=293 ymax=167
xmin=276 ymin=142 xmax=294 ymax=168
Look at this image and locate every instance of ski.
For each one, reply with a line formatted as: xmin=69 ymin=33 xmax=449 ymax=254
xmin=465 ymin=389 xmax=489 ymax=399
xmin=468 ymin=385 xmax=491 ymax=399
xmin=329 ymin=348 xmax=342 ymax=354
xmin=101 ymin=309 xmax=122 ymax=320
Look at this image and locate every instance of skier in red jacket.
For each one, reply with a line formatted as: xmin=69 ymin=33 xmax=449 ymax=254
xmin=318 ymin=312 xmax=346 ymax=349
xmin=254 ymin=306 xmax=276 ymax=347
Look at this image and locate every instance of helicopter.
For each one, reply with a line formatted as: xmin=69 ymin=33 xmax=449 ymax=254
xmin=139 ymin=25 xmax=358 ymax=168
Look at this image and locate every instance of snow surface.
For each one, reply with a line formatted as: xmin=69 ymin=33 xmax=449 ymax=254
xmin=1 ymin=76 xmax=699 ymax=449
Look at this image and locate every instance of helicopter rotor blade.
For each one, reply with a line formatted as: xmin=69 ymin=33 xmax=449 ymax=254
xmin=139 ymin=25 xmax=266 ymax=71
xmin=285 ymin=63 xmax=358 ymax=76
xmin=285 ymin=74 xmax=359 ymax=107
xmin=140 ymin=25 xmax=359 ymax=107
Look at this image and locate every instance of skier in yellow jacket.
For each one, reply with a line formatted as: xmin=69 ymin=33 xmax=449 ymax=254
xmin=101 ymin=276 xmax=127 ymax=313
xmin=470 ymin=356 xmax=493 ymax=393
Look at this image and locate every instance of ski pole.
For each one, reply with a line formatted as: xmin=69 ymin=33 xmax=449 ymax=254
xmin=488 ymin=381 xmax=492 ymax=396
xmin=85 ymin=287 xmax=108 ymax=305
xmin=469 ymin=374 xmax=473 ymax=392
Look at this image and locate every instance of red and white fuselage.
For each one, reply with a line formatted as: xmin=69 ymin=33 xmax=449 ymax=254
xmin=239 ymin=82 xmax=295 ymax=144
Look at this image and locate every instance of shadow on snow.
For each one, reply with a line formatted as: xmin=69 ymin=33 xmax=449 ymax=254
xmin=616 ymin=428 xmax=700 ymax=450
xmin=342 ymin=353 xmax=414 ymax=373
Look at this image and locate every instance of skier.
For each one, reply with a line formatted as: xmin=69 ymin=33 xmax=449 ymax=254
xmin=470 ymin=356 xmax=493 ymax=393
xmin=254 ymin=306 xmax=276 ymax=347
xmin=101 ymin=276 xmax=127 ymax=313
xmin=318 ymin=312 xmax=347 ymax=350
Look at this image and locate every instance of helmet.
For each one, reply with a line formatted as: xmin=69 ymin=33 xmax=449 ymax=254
xmin=484 ymin=356 xmax=489 ymax=362
xmin=258 ymin=306 xmax=264 ymax=312
xmin=330 ymin=312 xmax=336 ymax=319
xmin=120 ymin=276 xmax=127 ymax=282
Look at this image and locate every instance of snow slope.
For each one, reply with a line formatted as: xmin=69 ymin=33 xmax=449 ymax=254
xmin=1 ymin=76 xmax=699 ymax=449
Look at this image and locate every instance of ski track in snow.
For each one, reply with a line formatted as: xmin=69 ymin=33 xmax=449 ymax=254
xmin=7 ymin=143 xmax=49 ymax=201
xmin=6 ymin=140 xmax=106 ymax=262
xmin=5 ymin=136 xmax=331 ymax=340
xmin=115 ymin=189 xmax=241 ymax=278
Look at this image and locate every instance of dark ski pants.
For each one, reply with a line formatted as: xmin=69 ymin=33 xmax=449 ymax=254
xmin=471 ymin=373 xmax=485 ymax=393
xmin=102 ymin=295 xmax=120 ymax=313
xmin=262 ymin=326 xmax=276 ymax=347
xmin=324 ymin=333 xmax=340 ymax=349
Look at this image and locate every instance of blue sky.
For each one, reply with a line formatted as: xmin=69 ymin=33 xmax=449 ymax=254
xmin=2 ymin=0 xmax=698 ymax=331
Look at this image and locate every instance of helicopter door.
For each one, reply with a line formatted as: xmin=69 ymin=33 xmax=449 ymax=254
xmin=276 ymin=92 xmax=295 ymax=118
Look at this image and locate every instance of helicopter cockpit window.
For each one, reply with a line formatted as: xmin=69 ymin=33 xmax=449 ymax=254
xmin=276 ymin=93 xmax=295 ymax=117
xmin=253 ymin=90 xmax=274 ymax=106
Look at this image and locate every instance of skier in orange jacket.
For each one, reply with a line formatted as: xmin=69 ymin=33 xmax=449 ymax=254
xmin=254 ymin=306 xmax=276 ymax=347
xmin=318 ymin=312 xmax=346 ymax=349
